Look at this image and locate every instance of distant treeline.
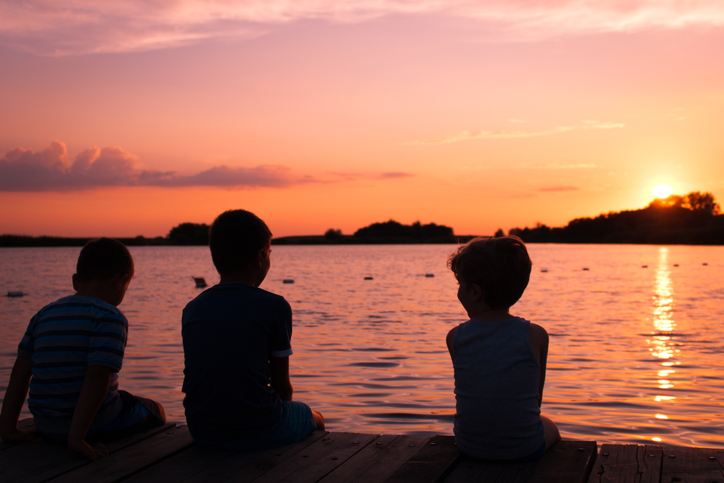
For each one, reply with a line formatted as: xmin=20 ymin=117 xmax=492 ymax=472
xmin=3 ymin=193 xmax=723 ymax=247
xmin=0 ymin=220 xmax=464 ymax=247
xmin=276 ymin=220 xmax=464 ymax=244
xmin=0 ymin=235 xmax=169 ymax=248
xmin=509 ymin=192 xmax=724 ymax=245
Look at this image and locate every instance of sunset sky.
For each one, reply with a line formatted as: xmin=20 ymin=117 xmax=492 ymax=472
xmin=1 ymin=1 xmax=723 ymax=238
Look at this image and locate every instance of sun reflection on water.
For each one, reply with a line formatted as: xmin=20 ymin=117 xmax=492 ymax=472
xmin=647 ymin=246 xmax=682 ymax=442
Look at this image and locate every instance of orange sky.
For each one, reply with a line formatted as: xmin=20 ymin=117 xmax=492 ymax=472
xmin=1 ymin=2 xmax=723 ymax=237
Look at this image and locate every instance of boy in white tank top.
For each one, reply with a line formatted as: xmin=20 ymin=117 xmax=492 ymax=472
xmin=446 ymin=235 xmax=560 ymax=461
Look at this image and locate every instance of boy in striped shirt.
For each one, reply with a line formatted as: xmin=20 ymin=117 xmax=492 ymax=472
xmin=0 ymin=238 xmax=166 ymax=460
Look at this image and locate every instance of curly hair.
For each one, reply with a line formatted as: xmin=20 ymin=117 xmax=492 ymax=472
xmin=448 ymin=235 xmax=531 ymax=310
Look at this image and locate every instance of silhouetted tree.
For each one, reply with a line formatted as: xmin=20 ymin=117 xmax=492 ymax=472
xmin=512 ymin=191 xmax=724 ymax=245
xmin=167 ymin=223 xmax=209 ymax=245
xmin=684 ymin=192 xmax=721 ymax=215
xmin=324 ymin=228 xmax=343 ymax=240
xmin=354 ymin=220 xmax=454 ymax=241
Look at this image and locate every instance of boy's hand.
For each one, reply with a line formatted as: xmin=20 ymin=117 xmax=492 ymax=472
xmin=68 ymin=438 xmax=109 ymax=460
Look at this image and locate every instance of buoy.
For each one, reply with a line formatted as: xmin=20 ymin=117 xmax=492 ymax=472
xmin=364 ymin=277 xmax=373 ymax=280
xmin=425 ymin=274 xmax=434 ymax=278
xmin=283 ymin=279 xmax=295 ymax=284
xmin=7 ymin=291 xmax=23 ymax=297
xmin=192 ymin=277 xmax=207 ymax=288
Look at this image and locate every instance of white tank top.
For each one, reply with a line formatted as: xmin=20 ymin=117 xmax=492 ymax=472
xmin=452 ymin=316 xmax=545 ymax=460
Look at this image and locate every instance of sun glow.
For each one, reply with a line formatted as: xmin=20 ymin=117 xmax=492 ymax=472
xmin=653 ymin=183 xmax=673 ymax=199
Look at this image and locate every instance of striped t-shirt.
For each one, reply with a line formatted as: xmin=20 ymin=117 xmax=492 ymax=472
xmin=17 ymin=295 xmax=127 ymax=438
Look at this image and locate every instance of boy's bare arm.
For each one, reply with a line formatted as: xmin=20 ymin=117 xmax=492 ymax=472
xmin=67 ymin=365 xmax=113 ymax=460
xmin=446 ymin=326 xmax=458 ymax=360
xmin=529 ymin=323 xmax=550 ymax=407
xmin=0 ymin=356 xmax=34 ymax=443
xmin=270 ymin=356 xmax=293 ymax=401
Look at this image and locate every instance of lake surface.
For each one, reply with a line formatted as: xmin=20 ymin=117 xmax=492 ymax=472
xmin=1 ymin=244 xmax=723 ymax=448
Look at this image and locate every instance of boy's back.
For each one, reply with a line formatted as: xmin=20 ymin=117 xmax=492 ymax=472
xmin=182 ymin=282 xmax=292 ymax=440
xmin=19 ymin=294 xmax=126 ymax=438
xmin=452 ymin=316 xmax=544 ymax=460
xmin=181 ymin=209 xmax=323 ymax=451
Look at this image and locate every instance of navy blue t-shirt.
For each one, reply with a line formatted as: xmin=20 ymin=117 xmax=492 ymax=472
xmin=181 ymin=282 xmax=293 ymax=442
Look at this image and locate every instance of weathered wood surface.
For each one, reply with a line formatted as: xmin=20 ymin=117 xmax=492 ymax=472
xmin=447 ymin=440 xmax=597 ymax=483
xmin=9 ymin=417 xmax=721 ymax=483
xmin=0 ymin=420 xmax=177 ymax=483
xmin=588 ymin=443 xmax=724 ymax=483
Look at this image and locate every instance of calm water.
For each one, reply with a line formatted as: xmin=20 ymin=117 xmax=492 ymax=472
xmin=1 ymin=244 xmax=723 ymax=448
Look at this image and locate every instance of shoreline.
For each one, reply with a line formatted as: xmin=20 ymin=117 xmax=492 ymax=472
xmin=3 ymin=234 xmax=724 ymax=247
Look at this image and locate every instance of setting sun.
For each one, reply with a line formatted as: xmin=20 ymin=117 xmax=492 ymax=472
xmin=653 ymin=184 xmax=673 ymax=199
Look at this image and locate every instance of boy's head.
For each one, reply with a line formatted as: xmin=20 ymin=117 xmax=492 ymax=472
xmin=209 ymin=209 xmax=272 ymax=276
xmin=74 ymin=238 xmax=134 ymax=306
xmin=447 ymin=235 xmax=531 ymax=310
xmin=76 ymin=237 xmax=134 ymax=283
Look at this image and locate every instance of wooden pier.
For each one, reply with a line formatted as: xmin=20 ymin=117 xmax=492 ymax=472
xmin=2 ymin=419 xmax=723 ymax=482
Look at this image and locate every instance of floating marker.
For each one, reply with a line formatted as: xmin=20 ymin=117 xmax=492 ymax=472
xmin=192 ymin=277 xmax=207 ymax=288
xmin=283 ymin=279 xmax=295 ymax=284
xmin=364 ymin=276 xmax=373 ymax=280
xmin=425 ymin=273 xmax=435 ymax=278
xmin=7 ymin=291 xmax=23 ymax=297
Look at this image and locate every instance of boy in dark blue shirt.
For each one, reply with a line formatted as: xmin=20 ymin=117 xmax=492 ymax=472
xmin=182 ymin=209 xmax=324 ymax=450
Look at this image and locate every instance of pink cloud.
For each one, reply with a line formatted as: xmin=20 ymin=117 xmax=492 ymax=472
xmin=0 ymin=141 xmax=410 ymax=191
xmin=2 ymin=1 xmax=724 ymax=55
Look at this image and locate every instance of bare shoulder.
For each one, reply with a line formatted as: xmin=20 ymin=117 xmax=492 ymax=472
xmin=528 ymin=322 xmax=549 ymax=341
xmin=528 ymin=322 xmax=549 ymax=356
xmin=446 ymin=325 xmax=459 ymax=356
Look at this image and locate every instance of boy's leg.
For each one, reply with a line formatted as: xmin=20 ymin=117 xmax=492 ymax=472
xmin=87 ymin=391 xmax=166 ymax=443
xmin=311 ymin=409 xmax=325 ymax=430
xmin=541 ymin=415 xmax=561 ymax=450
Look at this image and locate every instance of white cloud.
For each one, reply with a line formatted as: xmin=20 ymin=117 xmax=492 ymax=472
xmin=408 ymin=120 xmax=624 ymax=145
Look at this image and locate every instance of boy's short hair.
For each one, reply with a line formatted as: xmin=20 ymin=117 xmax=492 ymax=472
xmin=209 ymin=209 xmax=272 ymax=274
xmin=448 ymin=235 xmax=532 ymax=310
xmin=76 ymin=238 xmax=134 ymax=282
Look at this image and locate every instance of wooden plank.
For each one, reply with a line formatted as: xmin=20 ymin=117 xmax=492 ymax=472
xmin=0 ymin=422 xmax=175 ymax=482
xmin=49 ymin=425 xmax=193 ymax=483
xmin=0 ymin=418 xmax=39 ymax=451
xmin=250 ymin=432 xmax=379 ymax=483
xmin=526 ymin=441 xmax=597 ymax=483
xmin=122 ymin=445 xmax=237 ymax=483
xmin=588 ymin=444 xmax=662 ymax=483
xmin=319 ymin=434 xmax=430 ymax=483
xmin=385 ymin=435 xmax=461 ymax=483
xmin=446 ymin=440 xmax=597 ymax=483
xmin=661 ymin=445 xmax=724 ymax=483
xmin=126 ymin=430 xmax=328 ymax=483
